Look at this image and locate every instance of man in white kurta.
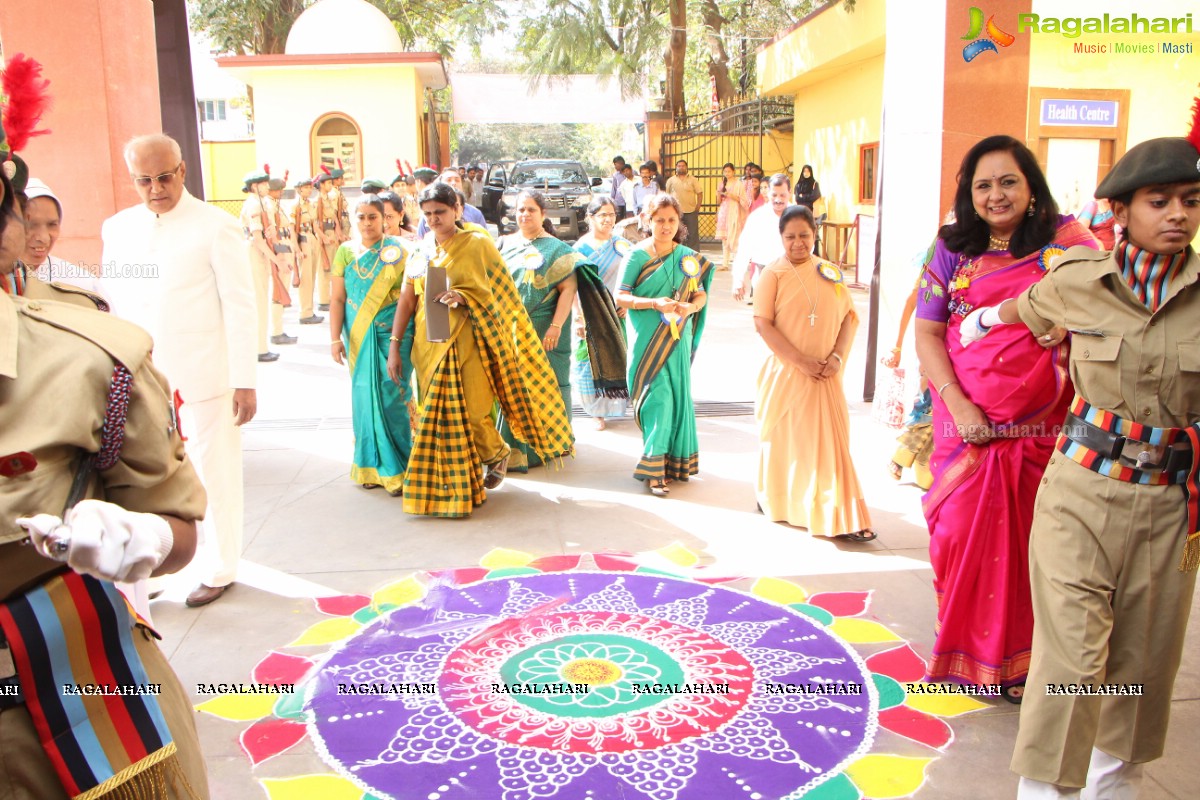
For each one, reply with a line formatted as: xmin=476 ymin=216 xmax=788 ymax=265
xmin=732 ymin=174 xmax=792 ymax=302
xmin=102 ymin=134 xmax=258 ymax=608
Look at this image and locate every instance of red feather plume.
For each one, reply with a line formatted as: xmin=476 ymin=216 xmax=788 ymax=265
xmin=395 ymin=158 xmax=403 ymax=175
xmin=263 ymin=163 xmax=270 ymax=176
xmin=1 ymin=53 xmax=53 ymax=152
xmin=320 ymin=164 xmax=332 ymax=176
xmin=404 ymin=160 xmax=414 ymax=175
xmin=336 ymin=158 xmax=343 ymax=169
xmin=282 ymin=169 xmax=289 ymax=184
xmin=1188 ymin=87 xmax=1200 ymax=153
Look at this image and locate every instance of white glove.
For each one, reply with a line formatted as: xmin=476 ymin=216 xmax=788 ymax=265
xmin=959 ymin=305 xmax=1005 ymax=347
xmin=17 ymin=499 xmax=173 ymax=583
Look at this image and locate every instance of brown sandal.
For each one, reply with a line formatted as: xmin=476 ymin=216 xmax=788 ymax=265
xmin=648 ymin=479 xmax=670 ymax=497
xmin=837 ymin=530 xmax=877 ymax=543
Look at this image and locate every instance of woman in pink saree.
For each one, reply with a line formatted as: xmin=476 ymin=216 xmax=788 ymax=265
xmin=914 ymin=136 xmax=1097 ymax=701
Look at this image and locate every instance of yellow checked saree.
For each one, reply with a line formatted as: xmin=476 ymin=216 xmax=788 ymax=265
xmin=403 ymin=229 xmax=574 ymax=517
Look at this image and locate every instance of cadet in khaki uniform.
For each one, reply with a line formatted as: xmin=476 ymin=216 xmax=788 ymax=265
xmin=238 ymin=170 xmax=278 ymax=361
xmin=314 ymin=172 xmax=344 ymax=311
xmin=1 ymin=164 xmax=210 ymax=798
xmin=291 ymin=177 xmax=323 ymax=324
xmin=961 ymin=134 xmax=1200 ymax=799
xmin=265 ymin=177 xmax=297 ymax=347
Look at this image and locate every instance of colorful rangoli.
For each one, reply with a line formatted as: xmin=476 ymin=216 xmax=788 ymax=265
xmin=199 ymin=548 xmax=989 ymax=799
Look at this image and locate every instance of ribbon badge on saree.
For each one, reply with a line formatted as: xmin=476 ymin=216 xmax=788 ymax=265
xmin=522 ymin=249 xmax=544 ymax=285
xmin=661 ymin=310 xmax=683 ymax=341
xmin=680 ymin=255 xmax=701 ymax=294
xmin=1038 ymin=244 xmax=1067 ymax=271
xmin=380 ymin=244 xmax=404 ymax=266
xmin=614 ymin=238 xmax=632 ymax=256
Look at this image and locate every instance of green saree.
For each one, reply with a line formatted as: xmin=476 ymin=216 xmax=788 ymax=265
xmin=498 ymin=235 xmax=583 ymax=471
xmin=332 ymin=237 xmax=414 ymax=493
xmin=619 ymin=245 xmax=715 ymax=482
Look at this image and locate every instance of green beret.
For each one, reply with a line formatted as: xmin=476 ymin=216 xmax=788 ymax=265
xmin=360 ymin=178 xmax=387 ymax=193
xmin=1096 ymin=137 xmax=1200 ymax=199
xmin=242 ymin=170 xmax=269 ymax=192
xmin=390 ymin=173 xmax=406 ymax=186
xmin=329 ymin=167 xmax=345 ymax=179
xmin=294 ymin=176 xmax=312 ymax=188
xmin=413 ymin=167 xmax=438 ymax=183
xmin=268 ymin=177 xmax=286 ymax=191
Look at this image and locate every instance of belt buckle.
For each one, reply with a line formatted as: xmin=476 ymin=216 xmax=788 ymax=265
xmin=1119 ymin=438 xmax=1166 ymax=469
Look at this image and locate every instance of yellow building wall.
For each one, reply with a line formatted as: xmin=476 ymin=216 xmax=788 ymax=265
xmin=199 ymin=140 xmax=258 ymax=202
xmin=758 ymin=0 xmax=886 ymax=265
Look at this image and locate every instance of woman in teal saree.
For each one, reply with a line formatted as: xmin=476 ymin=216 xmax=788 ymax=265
xmin=498 ymin=189 xmax=628 ymax=471
xmin=329 ymin=195 xmax=413 ymax=494
xmin=614 ymin=194 xmax=715 ymax=496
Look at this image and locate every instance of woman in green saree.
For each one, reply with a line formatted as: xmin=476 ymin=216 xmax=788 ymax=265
xmin=613 ymin=194 xmax=715 ymax=496
xmin=498 ymin=190 xmax=630 ymax=471
xmin=329 ymin=195 xmax=412 ymax=495
xmin=496 ymin=190 xmax=579 ymax=471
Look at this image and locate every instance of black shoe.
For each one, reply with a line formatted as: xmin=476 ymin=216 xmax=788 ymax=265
xmin=318 ymin=303 xmax=330 ymax=311
xmin=270 ymin=333 xmax=298 ymax=345
xmin=258 ymin=352 xmax=280 ymax=362
xmin=299 ymin=315 xmax=325 ymax=324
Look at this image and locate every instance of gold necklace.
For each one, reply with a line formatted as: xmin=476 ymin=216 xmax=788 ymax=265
xmin=988 ymin=234 xmax=1010 ymax=251
xmin=787 ymin=258 xmax=819 ymax=327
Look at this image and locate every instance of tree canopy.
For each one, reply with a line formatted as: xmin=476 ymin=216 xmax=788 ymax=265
xmin=189 ymin=0 xmax=851 ymax=118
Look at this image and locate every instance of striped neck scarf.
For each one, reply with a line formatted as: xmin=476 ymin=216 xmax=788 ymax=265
xmin=1116 ymin=240 xmax=1187 ymax=312
xmin=1 ymin=263 xmax=27 ymax=297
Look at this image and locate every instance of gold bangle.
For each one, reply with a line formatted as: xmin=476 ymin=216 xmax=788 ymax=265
xmin=550 ymin=322 xmax=563 ymax=329
xmin=331 ymin=339 xmax=343 ymax=345
xmin=830 ymin=353 xmax=843 ymax=365
xmin=388 ymin=335 xmax=401 ymax=342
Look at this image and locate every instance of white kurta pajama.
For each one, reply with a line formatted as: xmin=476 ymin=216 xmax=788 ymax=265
xmin=102 ymin=191 xmax=258 ymax=588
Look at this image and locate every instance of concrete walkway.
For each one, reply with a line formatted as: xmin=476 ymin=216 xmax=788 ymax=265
xmin=152 ymin=251 xmax=1198 ymax=799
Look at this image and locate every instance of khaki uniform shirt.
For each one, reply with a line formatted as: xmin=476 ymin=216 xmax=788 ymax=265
xmin=293 ymin=197 xmax=317 ymax=241
xmin=0 ymin=292 xmax=205 ymax=595
xmin=239 ymin=195 xmax=271 ymax=242
xmin=666 ymin=175 xmax=702 ymax=214
xmin=1018 ymin=245 xmax=1200 ymax=429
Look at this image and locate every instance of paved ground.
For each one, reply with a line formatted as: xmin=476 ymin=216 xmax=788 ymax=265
xmin=150 ymin=248 xmax=1198 ymax=799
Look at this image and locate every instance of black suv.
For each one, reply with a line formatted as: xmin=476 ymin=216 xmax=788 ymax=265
xmin=479 ymin=159 xmax=602 ymax=239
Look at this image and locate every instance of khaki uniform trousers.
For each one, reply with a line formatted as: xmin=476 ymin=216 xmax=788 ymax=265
xmin=1011 ymin=454 xmax=1197 ymax=787
xmin=249 ymin=245 xmax=283 ymax=353
xmin=180 ymin=391 xmax=244 ymax=588
xmin=317 ymin=237 xmax=337 ymax=305
xmin=0 ymin=626 xmax=209 ymax=799
xmin=296 ymin=234 xmax=317 ymax=318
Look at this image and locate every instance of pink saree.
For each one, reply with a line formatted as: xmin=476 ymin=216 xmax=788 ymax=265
xmin=917 ymin=217 xmax=1096 ymax=687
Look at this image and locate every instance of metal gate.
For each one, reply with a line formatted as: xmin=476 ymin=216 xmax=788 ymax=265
xmin=660 ymin=96 xmax=795 ymax=243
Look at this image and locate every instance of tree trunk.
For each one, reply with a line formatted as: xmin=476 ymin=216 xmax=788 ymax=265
xmin=701 ymin=0 xmax=738 ymax=106
xmin=663 ymin=0 xmax=688 ymax=120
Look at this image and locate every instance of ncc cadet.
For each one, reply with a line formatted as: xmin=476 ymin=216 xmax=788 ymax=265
xmin=314 ymin=171 xmax=343 ymax=311
xmin=1 ymin=130 xmax=210 ymax=798
xmin=265 ymin=175 xmax=297 ymax=346
xmin=291 ymin=176 xmax=323 ymax=324
xmin=361 ymin=177 xmax=387 ymax=195
xmin=961 ymin=128 xmax=1200 ymax=798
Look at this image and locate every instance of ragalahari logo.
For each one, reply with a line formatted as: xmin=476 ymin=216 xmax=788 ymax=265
xmin=962 ymin=7 xmax=1015 ymax=61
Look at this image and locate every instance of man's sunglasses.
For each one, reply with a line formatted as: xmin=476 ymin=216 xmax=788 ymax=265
xmin=132 ymin=163 xmax=183 ymax=189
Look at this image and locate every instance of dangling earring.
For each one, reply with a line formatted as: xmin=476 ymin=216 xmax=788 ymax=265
xmin=1026 ymin=198 xmax=1036 ymax=217
xmin=973 ymin=211 xmax=980 ymax=220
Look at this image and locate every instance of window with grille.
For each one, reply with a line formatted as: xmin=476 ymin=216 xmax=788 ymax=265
xmin=858 ymin=142 xmax=878 ymax=204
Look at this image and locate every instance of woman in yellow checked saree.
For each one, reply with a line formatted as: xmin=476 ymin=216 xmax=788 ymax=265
xmin=329 ymin=195 xmax=412 ymax=495
xmin=386 ymin=182 xmax=574 ymax=517
xmin=614 ymin=194 xmax=715 ymax=496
